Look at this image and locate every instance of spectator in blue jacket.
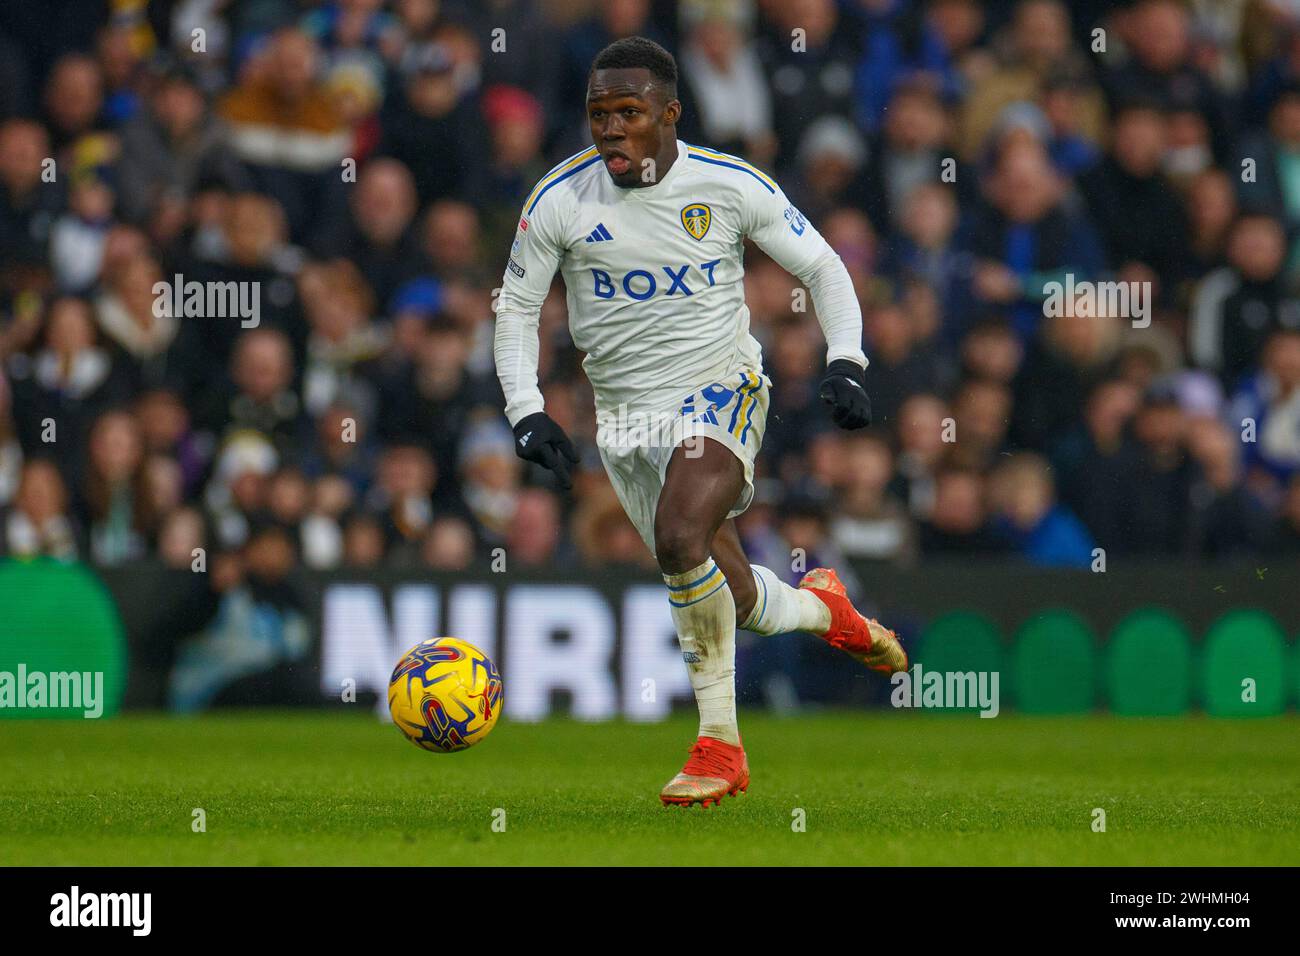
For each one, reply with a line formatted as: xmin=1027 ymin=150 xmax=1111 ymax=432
xmin=990 ymin=451 xmax=1096 ymax=567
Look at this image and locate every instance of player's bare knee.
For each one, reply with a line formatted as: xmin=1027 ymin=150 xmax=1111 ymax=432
xmin=654 ymin=519 xmax=709 ymax=574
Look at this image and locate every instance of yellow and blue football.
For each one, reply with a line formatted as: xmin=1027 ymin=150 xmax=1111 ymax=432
xmin=388 ymin=638 xmax=503 ymax=753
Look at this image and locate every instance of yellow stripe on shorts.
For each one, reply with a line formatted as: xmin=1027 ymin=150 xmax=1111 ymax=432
xmin=729 ymin=373 xmax=762 ymax=442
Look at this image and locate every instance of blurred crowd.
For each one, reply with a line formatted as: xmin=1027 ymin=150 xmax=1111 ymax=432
xmin=3 ymin=0 xmax=1300 ymax=589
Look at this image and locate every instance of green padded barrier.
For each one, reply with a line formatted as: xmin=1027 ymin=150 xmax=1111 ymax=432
xmin=913 ymin=611 xmax=1004 ymax=712
xmin=1012 ymin=609 xmax=1097 ymax=714
xmin=1202 ymin=610 xmax=1287 ymax=716
xmin=1293 ymin=637 xmax=1300 ymax=707
xmin=0 ymin=558 xmax=127 ymax=719
xmin=1106 ymin=609 xmax=1193 ymax=715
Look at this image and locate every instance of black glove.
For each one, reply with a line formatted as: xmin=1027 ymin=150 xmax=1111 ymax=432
xmin=512 ymin=412 xmax=579 ymax=489
xmin=818 ymin=359 xmax=872 ymax=429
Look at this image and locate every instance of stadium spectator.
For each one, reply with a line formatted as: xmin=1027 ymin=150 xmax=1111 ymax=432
xmin=829 ymin=430 xmax=915 ymax=564
xmin=368 ymin=441 xmax=437 ymax=562
xmin=505 ymin=486 xmax=563 ymax=568
xmin=183 ymin=191 xmax=303 ymax=371
xmin=50 ymin=135 xmax=119 ymax=294
xmin=422 ymin=513 xmax=477 ymax=569
xmin=960 ymin=0 xmax=1103 ymax=161
xmin=949 ymin=377 xmax=1012 ymax=470
xmin=1050 ymin=377 xmax=1142 ymax=551
xmin=816 ymin=207 xmax=880 ymax=302
xmin=0 ymin=119 xmax=61 ymax=276
xmin=299 ymin=258 xmax=386 ymax=422
xmin=157 ymin=505 xmax=207 ymax=570
xmin=93 ymin=251 xmax=181 ymax=390
xmin=1 ymin=458 xmax=78 ymax=559
xmin=0 ymin=372 xmax=22 ymax=505
xmin=884 ymin=181 xmax=970 ymax=343
xmin=1103 ymin=0 xmax=1231 ymax=159
xmin=94 ymin=19 xmax=149 ymax=125
xmin=958 ymin=318 xmax=1023 ymax=384
xmin=302 ymin=401 xmax=374 ymax=499
xmin=758 ymin=0 xmax=858 ymax=173
xmin=342 ymin=509 xmax=385 ymax=567
xmin=851 ymin=0 xmax=975 ymax=136
xmin=1011 ymin=308 xmax=1122 ymax=451
xmin=1162 ymin=97 xmax=1214 ymax=191
xmin=867 ymin=301 xmax=956 ymax=426
xmin=1189 ymin=213 xmax=1297 ymax=388
xmin=963 ymin=138 xmax=1104 ymax=338
xmin=679 ymin=2 xmax=774 ymax=162
xmin=894 ymin=392 xmax=949 ymax=517
xmin=1235 ymin=81 xmax=1300 ymax=230
xmin=206 ymin=430 xmax=275 ymax=548
xmin=10 ymin=296 xmax=134 ymax=489
xmin=1226 ymin=329 xmax=1300 ymax=492
xmin=218 ymin=28 xmax=351 ymax=247
xmin=301 ymin=472 xmax=353 ymax=568
xmin=988 ymin=451 xmax=1095 ymax=566
xmin=115 ymin=59 xmax=246 ymax=230
xmin=81 ymin=408 xmax=154 ymax=565
xmin=1183 ymin=167 xmax=1238 ymax=281
xmin=762 ymin=318 xmax=825 ymax=476
xmin=1038 ymin=66 xmax=1102 ymax=177
xmin=862 ymin=80 xmax=955 ymax=237
xmin=571 ymin=482 xmax=654 ymax=571
xmin=1186 ymin=415 xmax=1272 ymax=558
xmin=1123 ymin=390 xmax=1199 ymax=555
xmin=134 ymin=388 xmax=207 ymax=495
xmin=318 ymin=156 xmax=426 ymax=307
xmin=457 ymin=416 xmax=519 ymax=542
xmin=420 ymin=198 xmax=482 ymax=281
xmin=378 ymin=40 xmax=482 ymax=208
xmin=43 ymin=53 xmax=106 ymax=152
xmin=790 ymin=116 xmax=867 ymax=224
xmin=215 ymin=327 xmax=305 ymax=458
xmin=1079 ymin=99 xmax=1192 ymax=297
xmin=917 ymin=466 xmax=1007 ymax=556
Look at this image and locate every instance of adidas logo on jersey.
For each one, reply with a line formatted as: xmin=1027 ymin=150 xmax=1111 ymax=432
xmin=584 ymin=223 xmax=614 ymax=243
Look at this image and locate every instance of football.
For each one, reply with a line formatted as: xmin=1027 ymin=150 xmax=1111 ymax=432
xmin=387 ymin=638 xmax=503 ymax=753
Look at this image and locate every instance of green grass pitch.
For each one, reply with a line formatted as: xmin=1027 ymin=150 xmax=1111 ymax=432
xmin=1 ymin=711 xmax=1297 ymax=866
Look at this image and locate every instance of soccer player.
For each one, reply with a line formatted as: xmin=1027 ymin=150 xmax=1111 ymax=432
xmin=493 ymin=37 xmax=907 ymax=807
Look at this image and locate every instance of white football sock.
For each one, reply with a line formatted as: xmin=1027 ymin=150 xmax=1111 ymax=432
xmin=739 ymin=564 xmax=832 ymax=636
xmin=664 ymin=558 xmax=738 ymax=746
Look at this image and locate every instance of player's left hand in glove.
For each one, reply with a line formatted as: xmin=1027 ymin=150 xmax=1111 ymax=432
xmin=818 ymin=359 xmax=872 ymax=429
xmin=512 ymin=412 xmax=579 ymax=490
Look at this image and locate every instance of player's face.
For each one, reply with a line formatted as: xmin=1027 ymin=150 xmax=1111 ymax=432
xmin=587 ymin=68 xmax=679 ymax=188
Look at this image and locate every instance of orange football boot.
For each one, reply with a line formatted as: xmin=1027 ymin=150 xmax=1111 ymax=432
xmin=798 ymin=568 xmax=908 ymax=675
xmin=659 ymin=736 xmax=749 ymax=808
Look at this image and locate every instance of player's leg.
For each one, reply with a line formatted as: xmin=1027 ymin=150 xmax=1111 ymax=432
xmin=712 ymin=515 xmax=909 ymax=677
xmin=653 ymin=437 xmax=751 ymax=807
xmin=709 ymin=519 xmax=825 ymax=634
xmin=707 ymin=520 xmax=757 ymax=620
xmin=654 ymin=437 xmax=743 ymax=741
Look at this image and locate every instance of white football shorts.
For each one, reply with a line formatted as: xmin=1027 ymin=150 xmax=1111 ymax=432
xmin=595 ymin=367 xmax=771 ymax=556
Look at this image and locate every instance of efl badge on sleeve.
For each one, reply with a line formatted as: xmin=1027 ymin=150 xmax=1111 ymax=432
xmin=681 ymin=203 xmax=711 ymax=241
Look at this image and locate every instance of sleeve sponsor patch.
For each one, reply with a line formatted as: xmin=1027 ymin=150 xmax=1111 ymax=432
xmin=783 ymin=205 xmax=807 ymax=236
xmin=508 ymin=258 xmax=526 ymax=278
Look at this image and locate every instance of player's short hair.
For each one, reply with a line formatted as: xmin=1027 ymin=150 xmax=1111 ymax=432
xmin=589 ymin=36 xmax=677 ymax=99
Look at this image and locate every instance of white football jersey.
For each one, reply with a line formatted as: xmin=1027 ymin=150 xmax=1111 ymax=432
xmin=495 ymin=140 xmax=864 ymax=420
